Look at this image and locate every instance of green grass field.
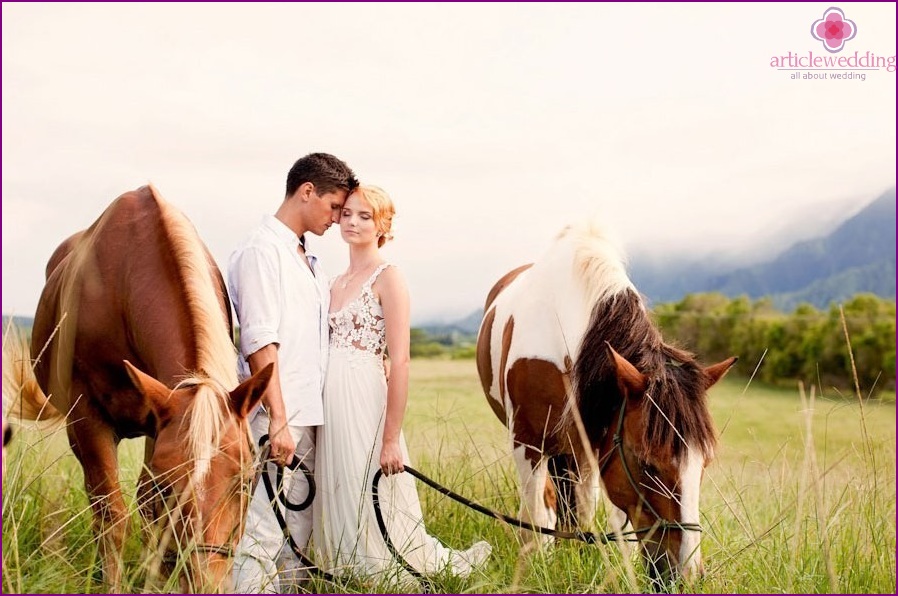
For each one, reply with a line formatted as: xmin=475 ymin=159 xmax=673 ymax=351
xmin=3 ymin=360 xmax=895 ymax=593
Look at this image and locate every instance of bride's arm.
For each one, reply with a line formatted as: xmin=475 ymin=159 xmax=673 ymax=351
xmin=377 ymin=266 xmax=410 ymax=476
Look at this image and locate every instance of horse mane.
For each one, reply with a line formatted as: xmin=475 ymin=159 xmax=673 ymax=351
xmin=151 ymin=185 xmax=237 ymax=387
xmin=565 ymin=222 xmax=717 ymax=464
xmin=559 ymin=220 xmax=634 ymax=307
xmin=646 ymin=343 xmax=717 ymax=461
xmin=172 ymin=376 xmax=233 ymax=485
xmin=152 ymin=185 xmax=242 ymax=480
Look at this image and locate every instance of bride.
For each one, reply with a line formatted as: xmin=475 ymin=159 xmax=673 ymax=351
xmin=313 ymin=185 xmax=491 ymax=586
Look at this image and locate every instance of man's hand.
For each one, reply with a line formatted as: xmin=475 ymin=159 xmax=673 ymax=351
xmin=268 ymin=420 xmax=295 ymax=467
xmin=246 ymin=345 xmax=293 ymax=466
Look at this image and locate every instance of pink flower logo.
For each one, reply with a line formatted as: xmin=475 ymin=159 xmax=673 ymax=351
xmin=811 ymin=7 xmax=857 ymax=53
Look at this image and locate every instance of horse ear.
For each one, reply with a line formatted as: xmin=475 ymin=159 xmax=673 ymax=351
xmin=704 ymin=356 xmax=738 ymax=389
xmin=229 ymin=362 xmax=273 ymax=419
xmin=605 ymin=342 xmax=647 ymax=396
xmin=123 ymin=360 xmax=174 ymax=421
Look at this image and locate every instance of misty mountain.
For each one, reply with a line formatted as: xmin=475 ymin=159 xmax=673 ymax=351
xmin=708 ymin=188 xmax=894 ymax=309
xmin=425 ymin=188 xmax=895 ymax=332
xmin=419 ymin=309 xmax=483 ymax=337
xmin=630 ymin=188 xmax=895 ymax=310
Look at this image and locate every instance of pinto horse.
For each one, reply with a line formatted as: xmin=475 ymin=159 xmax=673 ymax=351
xmin=476 ymin=221 xmax=736 ymax=582
xmin=7 ymin=186 xmax=271 ymax=592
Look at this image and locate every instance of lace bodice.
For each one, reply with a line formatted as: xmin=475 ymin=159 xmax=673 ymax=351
xmin=328 ymin=263 xmax=391 ymax=356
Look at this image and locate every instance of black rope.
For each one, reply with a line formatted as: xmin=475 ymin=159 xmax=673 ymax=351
xmin=257 ymin=434 xmax=316 ymax=511
xmin=372 ymin=467 xmax=645 ymax=551
xmin=255 ymin=423 xmax=703 ymax=591
xmin=371 ymin=469 xmax=436 ymax=593
xmin=256 ymin=435 xmax=335 ymax=583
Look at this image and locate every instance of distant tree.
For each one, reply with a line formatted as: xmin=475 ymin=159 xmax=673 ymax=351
xmin=653 ymin=292 xmax=895 ymax=394
xmin=410 ymin=327 xmax=446 ymax=358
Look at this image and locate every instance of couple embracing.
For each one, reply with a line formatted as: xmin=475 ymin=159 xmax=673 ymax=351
xmin=228 ymin=153 xmax=491 ymax=593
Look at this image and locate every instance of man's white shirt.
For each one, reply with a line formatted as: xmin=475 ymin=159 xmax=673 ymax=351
xmin=228 ymin=215 xmax=329 ymax=427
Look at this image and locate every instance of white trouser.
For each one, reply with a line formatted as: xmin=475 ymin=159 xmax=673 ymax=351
xmin=233 ymin=410 xmax=317 ymax=594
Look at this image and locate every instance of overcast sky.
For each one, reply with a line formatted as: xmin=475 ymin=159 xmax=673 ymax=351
xmin=3 ymin=3 xmax=895 ymax=323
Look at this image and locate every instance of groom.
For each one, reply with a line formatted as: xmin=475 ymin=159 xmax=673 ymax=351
xmin=229 ymin=153 xmax=358 ymax=593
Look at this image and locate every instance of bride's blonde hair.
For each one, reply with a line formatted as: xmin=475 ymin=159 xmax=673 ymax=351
xmin=355 ymin=185 xmax=395 ymax=248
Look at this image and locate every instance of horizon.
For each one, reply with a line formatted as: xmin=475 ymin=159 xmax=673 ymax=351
xmin=2 ymin=186 xmax=890 ymax=326
xmin=1 ymin=184 xmax=893 ymax=327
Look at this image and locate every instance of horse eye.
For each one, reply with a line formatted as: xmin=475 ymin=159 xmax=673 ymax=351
xmin=152 ymin=476 xmax=174 ymax=500
xmin=642 ymin=462 xmax=660 ymax=477
xmin=157 ymin=485 xmax=173 ymax=502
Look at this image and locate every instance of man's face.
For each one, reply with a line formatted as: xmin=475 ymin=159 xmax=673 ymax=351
xmin=309 ymin=188 xmax=349 ymax=236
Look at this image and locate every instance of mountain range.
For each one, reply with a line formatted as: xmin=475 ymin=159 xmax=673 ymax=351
xmin=630 ymin=188 xmax=895 ymax=310
xmin=423 ymin=188 xmax=896 ymax=335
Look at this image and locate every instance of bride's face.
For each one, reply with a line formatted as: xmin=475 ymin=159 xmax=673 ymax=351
xmin=340 ymin=193 xmax=378 ymax=246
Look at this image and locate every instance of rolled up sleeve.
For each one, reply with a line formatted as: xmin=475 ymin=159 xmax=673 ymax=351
xmin=229 ymin=245 xmax=281 ymax=358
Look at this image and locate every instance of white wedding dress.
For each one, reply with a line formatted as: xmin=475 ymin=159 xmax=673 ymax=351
xmin=313 ymin=263 xmax=491 ymax=585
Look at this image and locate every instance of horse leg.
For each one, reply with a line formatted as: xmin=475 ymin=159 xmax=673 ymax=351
xmin=135 ymin=436 xmax=170 ymax=587
xmin=573 ymin=458 xmax=600 ymax=531
xmin=513 ymin=444 xmax=556 ymax=549
xmin=604 ymin=489 xmax=636 ymax=561
xmin=136 ymin=437 xmax=156 ymax=522
xmin=67 ymin=412 xmax=128 ymax=591
xmin=548 ymin=454 xmax=577 ymax=531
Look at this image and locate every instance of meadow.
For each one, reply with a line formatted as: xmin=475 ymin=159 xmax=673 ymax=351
xmin=2 ymin=359 xmax=895 ymax=594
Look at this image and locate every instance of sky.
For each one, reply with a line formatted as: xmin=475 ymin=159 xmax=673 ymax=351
xmin=3 ymin=3 xmax=895 ymax=323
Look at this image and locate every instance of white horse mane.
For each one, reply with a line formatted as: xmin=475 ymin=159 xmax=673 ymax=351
xmin=555 ymin=219 xmax=637 ymax=308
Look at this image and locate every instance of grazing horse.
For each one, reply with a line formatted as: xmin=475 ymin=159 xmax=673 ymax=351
xmin=6 ymin=186 xmax=272 ymax=592
xmin=476 ymin=221 xmax=736 ymax=582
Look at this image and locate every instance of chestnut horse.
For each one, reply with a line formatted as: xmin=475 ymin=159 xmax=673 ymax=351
xmin=476 ymin=221 xmax=736 ymax=583
xmin=6 ymin=186 xmax=271 ymax=592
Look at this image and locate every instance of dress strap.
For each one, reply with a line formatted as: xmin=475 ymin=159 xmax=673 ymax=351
xmin=363 ymin=263 xmax=392 ymax=288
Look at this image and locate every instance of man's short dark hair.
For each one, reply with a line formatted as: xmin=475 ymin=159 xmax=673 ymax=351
xmin=285 ymin=153 xmax=358 ymax=197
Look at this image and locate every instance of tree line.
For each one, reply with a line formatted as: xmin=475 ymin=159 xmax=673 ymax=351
xmin=409 ymin=328 xmax=476 ymax=359
xmin=410 ymin=292 xmax=896 ymax=395
xmin=652 ymin=292 xmax=895 ymax=394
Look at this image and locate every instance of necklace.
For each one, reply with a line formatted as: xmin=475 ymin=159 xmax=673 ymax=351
xmin=339 ymin=273 xmax=355 ymax=290
xmin=339 ymin=262 xmax=379 ymax=289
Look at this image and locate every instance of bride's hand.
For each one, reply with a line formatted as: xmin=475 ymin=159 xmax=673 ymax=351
xmin=380 ymin=441 xmax=404 ymax=476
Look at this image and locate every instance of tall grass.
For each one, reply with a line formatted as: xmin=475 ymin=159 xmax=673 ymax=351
xmin=0 ymin=422 xmax=193 ymax=593
xmin=3 ymin=359 xmax=895 ymax=593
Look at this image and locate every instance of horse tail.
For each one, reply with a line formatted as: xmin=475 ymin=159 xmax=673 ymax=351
xmin=2 ymin=323 xmax=63 ymax=423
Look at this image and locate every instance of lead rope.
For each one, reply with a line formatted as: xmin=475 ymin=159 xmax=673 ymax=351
xmin=257 ymin=424 xmax=701 ymax=592
xmin=371 ymin=402 xmax=701 ymax=553
xmin=256 ymin=435 xmax=336 ymax=584
xmin=369 ymin=463 xmax=668 ymax=592
xmin=370 ymin=468 xmax=436 ymax=593
xmin=371 ymin=467 xmax=655 ymax=547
